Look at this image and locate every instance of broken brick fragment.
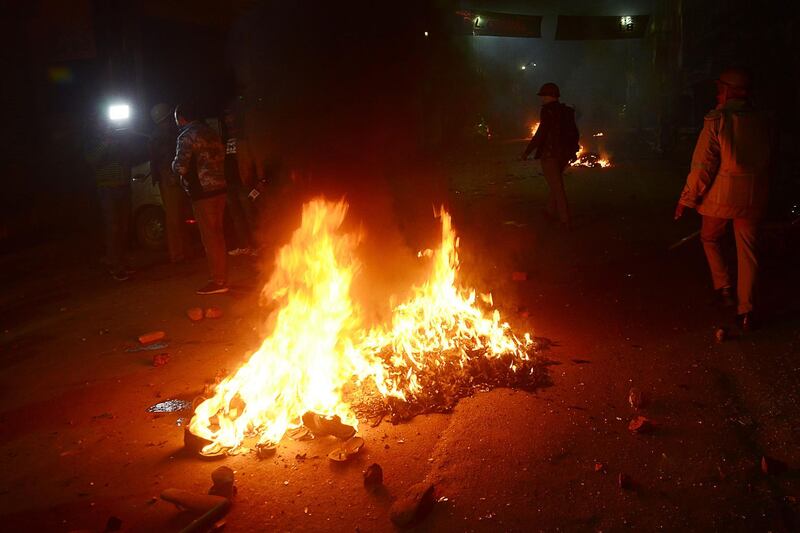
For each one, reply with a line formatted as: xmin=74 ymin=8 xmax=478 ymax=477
xmin=138 ymin=331 xmax=166 ymax=345
xmin=628 ymin=415 xmax=653 ymax=434
xmin=187 ymin=307 xmax=204 ymax=321
xmin=205 ymin=307 xmax=223 ymax=319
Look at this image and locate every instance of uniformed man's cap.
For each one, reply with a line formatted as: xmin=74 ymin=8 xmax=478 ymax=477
xmin=537 ymin=82 xmax=560 ymax=97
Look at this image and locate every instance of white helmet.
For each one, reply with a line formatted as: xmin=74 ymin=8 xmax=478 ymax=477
xmin=150 ymin=103 xmax=172 ymax=124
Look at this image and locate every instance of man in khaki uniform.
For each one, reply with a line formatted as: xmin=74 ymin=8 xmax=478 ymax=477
xmin=675 ymin=68 xmax=772 ymax=329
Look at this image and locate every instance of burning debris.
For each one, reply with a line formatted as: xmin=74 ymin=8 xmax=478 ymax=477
xmin=187 ymin=198 xmax=545 ymax=457
xmin=570 ymin=146 xmax=611 ymax=168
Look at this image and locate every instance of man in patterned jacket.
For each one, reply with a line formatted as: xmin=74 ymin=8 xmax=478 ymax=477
xmin=675 ymin=68 xmax=772 ymax=329
xmin=172 ymin=102 xmax=229 ymax=295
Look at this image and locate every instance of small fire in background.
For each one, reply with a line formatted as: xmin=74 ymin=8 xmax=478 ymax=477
xmin=570 ymin=145 xmax=611 ymax=168
xmin=189 ymin=199 xmax=540 ymax=456
xmin=529 ymin=121 xmax=540 ymax=138
xmin=592 ymin=132 xmax=604 ymax=137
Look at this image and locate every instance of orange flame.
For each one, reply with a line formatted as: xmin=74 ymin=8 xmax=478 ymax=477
xmin=190 ymin=199 xmax=534 ymax=455
xmin=570 ymin=145 xmax=611 ymax=168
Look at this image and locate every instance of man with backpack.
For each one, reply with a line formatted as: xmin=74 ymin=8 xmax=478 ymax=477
xmin=521 ymin=82 xmax=580 ymax=230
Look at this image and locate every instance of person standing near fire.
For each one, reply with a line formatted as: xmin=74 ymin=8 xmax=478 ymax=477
xmin=675 ymin=68 xmax=772 ymax=330
xmin=149 ymin=103 xmax=189 ymax=263
xmin=521 ymin=82 xmax=580 ymax=230
xmin=172 ymin=102 xmax=229 ymax=295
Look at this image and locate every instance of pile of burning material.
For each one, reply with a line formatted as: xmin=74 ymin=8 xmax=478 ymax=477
xmin=188 ymin=198 xmax=544 ymax=457
xmin=570 ymin=146 xmax=611 ymax=168
xmin=355 ymin=210 xmax=544 ymax=421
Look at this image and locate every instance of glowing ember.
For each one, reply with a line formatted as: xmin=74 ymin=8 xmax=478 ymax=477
xmin=529 ymin=121 xmax=540 ymax=138
xmin=189 ymin=198 xmax=537 ymax=455
xmin=592 ymin=132 xmax=604 ymax=137
xmin=570 ymin=145 xmax=611 ymax=168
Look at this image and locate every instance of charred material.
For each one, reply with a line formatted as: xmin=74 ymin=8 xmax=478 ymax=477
xmin=351 ymin=344 xmax=548 ymax=421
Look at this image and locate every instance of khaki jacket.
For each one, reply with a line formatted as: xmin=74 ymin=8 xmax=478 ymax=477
xmin=679 ymin=99 xmax=772 ymax=219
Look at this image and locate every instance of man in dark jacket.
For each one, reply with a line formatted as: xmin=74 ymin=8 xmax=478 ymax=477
xmin=521 ymin=83 xmax=580 ymax=229
xmin=149 ymin=103 xmax=189 ymax=263
xmin=172 ymin=102 xmax=229 ymax=294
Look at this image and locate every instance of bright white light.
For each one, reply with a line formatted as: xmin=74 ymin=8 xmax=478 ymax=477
xmin=424 ymin=31 xmax=429 ymax=37
xmin=474 ymin=16 xmax=482 ymax=27
xmin=533 ymin=63 xmax=537 ymax=67
xmin=620 ymin=16 xmax=633 ymax=28
xmin=108 ymin=104 xmax=130 ymax=121
xmin=520 ymin=65 xmax=526 ymax=70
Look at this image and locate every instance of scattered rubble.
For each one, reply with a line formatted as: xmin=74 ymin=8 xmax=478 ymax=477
xmin=125 ymin=341 xmax=168 ymax=353
xmin=205 ymin=307 xmax=223 ymax=319
xmin=628 ymin=388 xmax=645 ymax=409
xmin=390 ymin=482 xmax=436 ymax=527
xmin=161 ymin=488 xmax=231 ymax=532
xmin=187 ymin=307 xmax=204 ymax=321
xmin=363 ymin=463 xmax=383 ymax=491
xmin=152 ymin=353 xmax=170 ymax=367
xmin=628 ymin=415 xmax=653 ymax=434
xmin=161 ymin=488 xmax=229 ymax=513
xmin=209 ymin=466 xmax=236 ymax=498
xmin=328 ymin=436 xmax=365 ymax=462
xmin=138 ymin=331 xmax=166 ymax=345
xmin=256 ymin=442 xmax=277 ymax=459
xmin=147 ymin=399 xmax=191 ymax=413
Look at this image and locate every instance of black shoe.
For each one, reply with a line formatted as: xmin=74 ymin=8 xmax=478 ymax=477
xmin=196 ymin=281 xmax=229 ymax=295
xmin=717 ymin=287 xmax=736 ymax=307
xmin=737 ymin=312 xmax=758 ymax=332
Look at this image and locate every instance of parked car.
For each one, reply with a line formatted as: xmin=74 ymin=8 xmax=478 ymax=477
xmin=130 ymin=161 xmax=201 ymax=250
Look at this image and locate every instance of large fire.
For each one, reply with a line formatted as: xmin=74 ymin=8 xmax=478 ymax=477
xmin=189 ymin=198 xmax=535 ymax=455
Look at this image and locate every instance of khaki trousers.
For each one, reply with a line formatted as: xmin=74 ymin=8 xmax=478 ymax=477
xmin=192 ymin=194 xmax=228 ymax=285
xmin=700 ymin=216 xmax=759 ymax=314
xmin=540 ymin=158 xmax=570 ymax=224
xmin=158 ymin=180 xmax=189 ymax=262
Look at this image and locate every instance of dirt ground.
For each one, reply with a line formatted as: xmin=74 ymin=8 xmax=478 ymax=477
xmin=2 ymin=140 xmax=799 ymax=532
